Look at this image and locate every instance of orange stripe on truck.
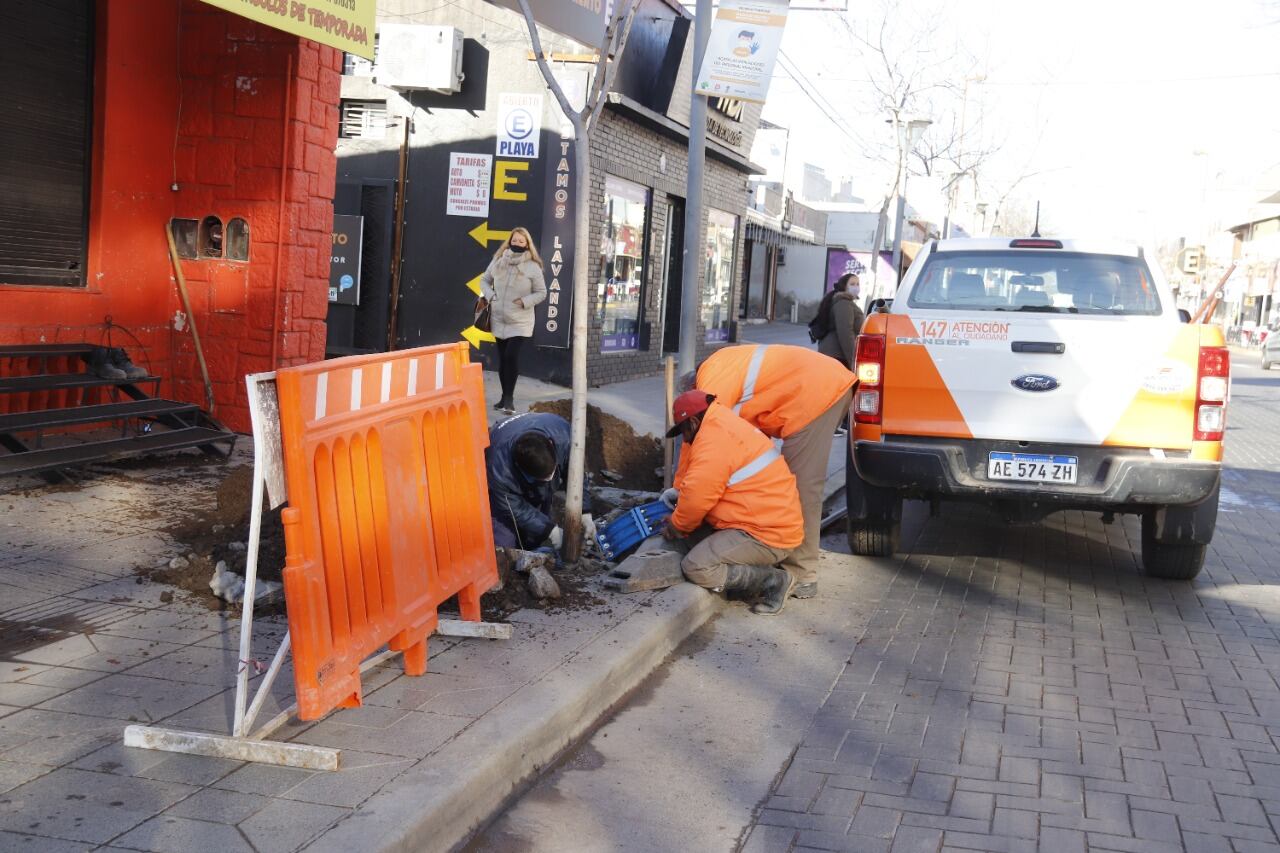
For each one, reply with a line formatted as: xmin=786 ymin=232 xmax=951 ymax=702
xmin=877 ymin=314 xmax=972 ymax=440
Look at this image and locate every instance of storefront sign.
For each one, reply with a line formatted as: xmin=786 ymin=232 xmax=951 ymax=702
xmin=328 ymin=215 xmax=363 ymax=305
xmin=446 ymin=153 xmax=493 ymax=217
xmin=825 ymin=248 xmax=871 ymax=291
xmin=497 ymin=93 xmax=544 ymax=159
xmin=694 ymin=0 xmax=789 ymax=104
xmin=487 ymin=0 xmax=608 ymax=49
xmin=196 ymin=0 xmax=375 ymax=59
xmin=534 ymin=131 xmax=576 ymax=349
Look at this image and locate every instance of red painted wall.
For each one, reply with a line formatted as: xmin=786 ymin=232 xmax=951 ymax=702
xmin=0 ymin=0 xmax=340 ymax=433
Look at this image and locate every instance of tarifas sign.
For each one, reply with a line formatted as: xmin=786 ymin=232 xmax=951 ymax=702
xmin=196 ymin=0 xmax=376 ymax=59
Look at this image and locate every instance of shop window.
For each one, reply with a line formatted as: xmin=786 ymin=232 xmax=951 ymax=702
xmin=199 ymin=216 xmax=223 ymax=259
xmin=170 ymin=219 xmax=198 ymax=260
xmin=340 ymin=100 xmax=388 ymax=139
xmin=702 ymin=208 xmax=738 ymax=343
xmin=226 ymin=218 xmax=249 ymax=261
xmin=598 ymin=176 xmax=650 ymax=353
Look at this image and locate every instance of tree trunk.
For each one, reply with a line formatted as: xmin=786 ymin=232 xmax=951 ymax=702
xmin=561 ymin=125 xmax=591 ymax=562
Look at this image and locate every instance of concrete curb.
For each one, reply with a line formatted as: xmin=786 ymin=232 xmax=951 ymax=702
xmin=303 ymin=583 xmax=722 ymax=853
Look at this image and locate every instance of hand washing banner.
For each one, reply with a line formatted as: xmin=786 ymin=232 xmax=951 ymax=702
xmin=694 ymin=0 xmax=790 ymax=104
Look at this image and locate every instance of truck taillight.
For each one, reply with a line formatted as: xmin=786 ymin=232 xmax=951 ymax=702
xmin=853 ymin=334 xmax=886 ymax=425
xmin=1194 ymin=345 xmax=1229 ymax=441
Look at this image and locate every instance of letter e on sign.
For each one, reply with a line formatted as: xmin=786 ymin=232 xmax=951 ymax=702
xmin=494 ymin=161 xmax=530 ymax=201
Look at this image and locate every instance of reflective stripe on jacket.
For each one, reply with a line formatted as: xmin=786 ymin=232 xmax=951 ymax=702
xmin=670 ymin=402 xmax=804 ymax=550
xmin=696 ymin=343 xmax=856 ymax=438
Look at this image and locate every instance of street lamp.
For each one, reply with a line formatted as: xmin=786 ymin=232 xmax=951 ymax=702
xmin=888 ymin=116 xmax=932 ymax=288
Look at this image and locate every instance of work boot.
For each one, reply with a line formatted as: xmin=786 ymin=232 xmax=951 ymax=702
xmin=751 ymin=567 xmax=796 ymax=616
xmin=83 ymin=347 xmax=126 ymax=380
xmin=107 ymin=347 xmax=148 ymax=380
xmin=792 ymin=581 xmax=817 ymax=599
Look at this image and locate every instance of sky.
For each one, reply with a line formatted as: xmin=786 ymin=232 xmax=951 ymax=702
xmin=760 ymin=0 xmax=1280 ymax=243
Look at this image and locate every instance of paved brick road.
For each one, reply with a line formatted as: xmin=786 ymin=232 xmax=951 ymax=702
xmin=742 ymin=356 xmax=1280 ymax=853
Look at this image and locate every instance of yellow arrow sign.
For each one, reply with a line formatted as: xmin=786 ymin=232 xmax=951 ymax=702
xmin=462 ymin=325 xmax=496 ymax=349
xmin=469 ymin=221 xmax=512 ymax=248
xmin=465 ymin=274 xmax=483 ymax=296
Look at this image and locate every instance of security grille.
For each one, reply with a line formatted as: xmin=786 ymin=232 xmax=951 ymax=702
xmin=340 ymin=100 xmax=388 ymax=140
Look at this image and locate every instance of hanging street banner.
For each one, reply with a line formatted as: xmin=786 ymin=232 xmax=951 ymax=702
xmin=534 ymin=129 xmax=576 ymax=349
xmin=694 ymin=0 xmax=789 ymax=104
xmin=497 ymin=93 xmax=544 ymax=159
xmin=446 ymin=153 xmax=493 ymax=217
xmin=196 ymin=0 xmax=376 ymax=59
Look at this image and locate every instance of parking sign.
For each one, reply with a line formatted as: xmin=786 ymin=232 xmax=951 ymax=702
xmin=496 ymin=93 xmax=543 ymax=159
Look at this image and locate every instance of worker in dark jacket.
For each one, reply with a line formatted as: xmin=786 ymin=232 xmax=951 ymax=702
xmin=486 ymin=413 xmax=594 ymax=551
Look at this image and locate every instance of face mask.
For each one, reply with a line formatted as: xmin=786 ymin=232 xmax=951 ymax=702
xmin=510 ymin=244 xmax=528 ymax=254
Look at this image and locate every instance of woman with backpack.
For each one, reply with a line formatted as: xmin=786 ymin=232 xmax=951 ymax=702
xmin=813 ymin=273 xmax=865 ymax=368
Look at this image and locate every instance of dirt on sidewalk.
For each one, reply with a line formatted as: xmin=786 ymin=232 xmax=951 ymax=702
xmin=527 ymin=400 xmax=663 ymax=492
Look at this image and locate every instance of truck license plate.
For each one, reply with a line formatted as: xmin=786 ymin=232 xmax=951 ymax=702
xmin=987 ymin=452 xmax=1078 ymax=485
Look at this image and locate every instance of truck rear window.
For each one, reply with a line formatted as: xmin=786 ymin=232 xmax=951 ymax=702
xmin=907 ymin=251 xmax=1161 ymax=315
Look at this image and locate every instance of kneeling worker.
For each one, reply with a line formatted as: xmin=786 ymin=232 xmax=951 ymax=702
xmin=663 ymin=390 xmax=803 ymax=615
xmin=681 ymin=344 xmax=855 ymax=599
xmin=486 ymin=413 xmax=594 ymax=552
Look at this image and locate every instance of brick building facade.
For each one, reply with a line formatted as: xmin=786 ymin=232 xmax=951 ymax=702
xmin=0 ymin=0 xmax=343 ymax=432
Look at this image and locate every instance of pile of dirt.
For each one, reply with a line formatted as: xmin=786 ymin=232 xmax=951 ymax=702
xmin=527 ymin=400 xmax=663 ymax=492
xmin=463 ymin=550 xmax=613 ymax=622
xmin=139 ymin=464 xmax=288 ymax=611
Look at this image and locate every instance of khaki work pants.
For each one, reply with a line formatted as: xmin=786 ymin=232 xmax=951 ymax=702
xmin=779 ymin=389 xmax=853 ymax=585
xmin=676 ymin=527 xmax=791 ymax=590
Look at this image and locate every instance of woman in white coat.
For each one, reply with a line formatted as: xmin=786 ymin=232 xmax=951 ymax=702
xmin=479 ymin=226 xmax=548 ymax=414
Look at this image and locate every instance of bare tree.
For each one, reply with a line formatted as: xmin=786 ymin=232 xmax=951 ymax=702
xmin=516 ymin=0 xmax=637 ymax=561
xmin=835 ymin=0 xmax=997 ymax=288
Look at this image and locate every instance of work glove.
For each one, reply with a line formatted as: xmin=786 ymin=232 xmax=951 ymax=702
xmin=581 ymin=513 xmax=597 ymax=544
xmin=660 ymin=488 xmax=679 ymax=509
xmin=547 ymin=526 xmax=564 ymax=549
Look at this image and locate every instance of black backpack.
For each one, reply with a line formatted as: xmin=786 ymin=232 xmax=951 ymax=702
xmin=808 ymin=290 xmax=836 ymax=343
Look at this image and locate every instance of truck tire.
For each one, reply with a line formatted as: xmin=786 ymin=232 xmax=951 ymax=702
xmin=1140 ymin=516 xmax=1206 ymax=580
xmin=1139 ymin=483 xmax=1219 ymax=580
xmin=1264 ymin=351 xmax=1273 ymax=371
xmin=848 ymin=519 xmax=900 ymax=557
xmin=846 ymin=440 xmax=902 ymax=557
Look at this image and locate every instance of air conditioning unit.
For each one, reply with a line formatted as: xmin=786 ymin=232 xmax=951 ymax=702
xmin=375 ymin=25 xmax=464 ymax=94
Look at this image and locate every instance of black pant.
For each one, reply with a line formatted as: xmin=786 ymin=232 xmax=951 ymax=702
xmin=496 ymin=336 xmax=526 ymax=402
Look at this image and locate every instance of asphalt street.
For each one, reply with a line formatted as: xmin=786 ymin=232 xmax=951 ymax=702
xmin=472 ymin=351 xmax=1280 ymax=853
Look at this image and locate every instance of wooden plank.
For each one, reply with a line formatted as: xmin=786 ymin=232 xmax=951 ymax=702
xmin=437 ymin=619 xmax=513 ymax=640
xmin=123 ymin=725 xmax=340 ymax=772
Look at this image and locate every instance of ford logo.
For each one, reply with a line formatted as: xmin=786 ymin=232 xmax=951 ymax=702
xmin=1012 ymin=374 xmax=1060 ymax=392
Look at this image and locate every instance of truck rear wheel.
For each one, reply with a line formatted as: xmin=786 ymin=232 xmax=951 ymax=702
xmin=848 ymin=519 xmax=900 ymax=557
xmin=1140 ymin=518 xmax=1206 ymax=580
xmin=846 ymin=441 xmax=902 ymax=557
xmin=1139 ymin=485 xmax=1218 ymax=581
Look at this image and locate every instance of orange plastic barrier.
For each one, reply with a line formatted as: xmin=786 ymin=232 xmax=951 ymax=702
xmin=275 ymin=343 xmax=498 ymax=720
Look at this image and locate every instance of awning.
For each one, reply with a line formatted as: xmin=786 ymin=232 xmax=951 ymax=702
xmin=197 ymin=0 xmax=376 ymax=59
xmin=745 ymin=208 xmax=819 ymax=247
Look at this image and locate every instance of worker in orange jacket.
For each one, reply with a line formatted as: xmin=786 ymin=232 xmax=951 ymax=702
xmin=662 ymin=390 xmax=804 ymax=615
xmin=680 ymin=344 xmax=855 ymax=600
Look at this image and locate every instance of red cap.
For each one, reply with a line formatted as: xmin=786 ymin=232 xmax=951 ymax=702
xmin=667 ymin=390 xmax=714 ymax=437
